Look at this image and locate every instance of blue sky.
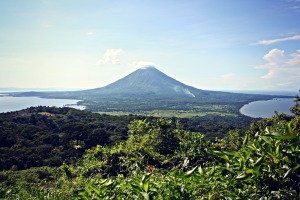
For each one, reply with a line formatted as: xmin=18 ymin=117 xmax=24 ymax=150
xmin=1 ymin=0 xmax=300 ymax=91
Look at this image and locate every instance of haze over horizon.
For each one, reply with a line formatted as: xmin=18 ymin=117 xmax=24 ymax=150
xmin=1 ymin=0 xmax=300 ymax=91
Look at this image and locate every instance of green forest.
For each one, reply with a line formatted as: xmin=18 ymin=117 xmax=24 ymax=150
xmin=0 ymin=96 xmax=300 ymax=199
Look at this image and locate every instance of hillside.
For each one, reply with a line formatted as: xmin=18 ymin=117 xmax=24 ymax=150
xmin=0 ymin=106 xmax=254 ymax=171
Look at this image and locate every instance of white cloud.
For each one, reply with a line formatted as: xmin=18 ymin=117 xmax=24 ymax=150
xmin=86 ymin=31 xmax=94 ymax=36
xmin=261 ymin=69 xmax=275 ymax=79
xmin=97 ymin=48 xmax=123 ymax=65
xmin=262 ymin=49 xmax=286 ymax=64
xmin=255 ymin=49 xmax=300 ymax=87
xmin=288 ymin=50 xmax=300 ymax=65
xmin=131 ymin=61 xmax=158 ymax=69
xmin=258 ymin=34 xmax=300 ymax=45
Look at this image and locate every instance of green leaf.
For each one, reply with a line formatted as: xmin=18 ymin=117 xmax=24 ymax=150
xmin=243 ymin=133 xmax=249 ymax=145
xmin=245 ymin=169 xmax=254 ymax=174
xmin=284 ymin=156 xmax=291 ymax=163
xmin=273 ymin=135 xmax=296 ymax=140
xmin=292 ymin=164 xmax=300 ymax=172
xmin=140 ymin=192 xmax=149 ymax=200
xmin=253 ymin=156 xmax=264 ymax=176
xmin=169 ymin=169 xmax=177 ymax=176
xmin=208 ymin=150 xmax=229 ymax=161
xmin=88 ymin=185 xmax=100 ymax=196
xmin=236 ymin=173 xmax=248 ymax=180
xmin=260 ymin=135 xmax=272 ymax=144
xmin=245 ymin=145 xmax=255 ymax=151
xmin=265 ymin=127 xmax=270 ymax=134
xmin=183 ymin=157 xmax=189 ymax=168
xmin=186 ymin=166 xmax=198 ymax=176
xmin=254 ymin=156 xmax=264 ymax=167
xmin=275 ymin=143 xmax=280 ymax=155
xmin=224 ymin=151 xmax=241 ymax=157
xmin=271 ymin=132 xmax=282 ymax=136
xmin=131 ymin=183 xmax=142 ymax=193
xmin=238 ymin=159 xmax=245 ymax=171
xmin=285 ymin=123 xmax=292 ymax=134
xmin=198 ymin=166 xmax=203 ymax=175
xmin=142 ymin=179 xmax=150 ymax=193
xmin=99 ymin=179 xmax=108 ymax=185
xmin=283 ymin=168 xmax=292 ymax=179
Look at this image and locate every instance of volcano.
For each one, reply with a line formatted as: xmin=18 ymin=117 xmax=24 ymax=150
xmin=15 ymin=66 xmax=282 ymax=112
xmin=84 ymin=66 xmax=201 ymax=98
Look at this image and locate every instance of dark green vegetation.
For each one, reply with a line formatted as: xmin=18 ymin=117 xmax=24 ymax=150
xmin=0 ymin=95 xmax=299 ymax=199
xmin=0 ymin=107 xmax=138 ymax=171
xmin=0 ymin=106 xmax=252 ymax=171
xmin=13 ymin=67 xmax=290 ymax=114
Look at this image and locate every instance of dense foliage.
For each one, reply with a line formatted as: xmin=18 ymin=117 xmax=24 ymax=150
xmin=0 ymin=96 xmax=299 ymax=199
xmin=0 ymin=107 xmax=139 ymax=170
xmin=0 ymin=106 xmax=252 ymax=171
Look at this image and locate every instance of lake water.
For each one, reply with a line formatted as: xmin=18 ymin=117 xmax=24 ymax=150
xmin=0 ymin=92 xmax=297 ymax=117
xmin=0 ymin=95 xmax=85 ymax=113
xmin=240 ymin=98 xmax=296 ymax=118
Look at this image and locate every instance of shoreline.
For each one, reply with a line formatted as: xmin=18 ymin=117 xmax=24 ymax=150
xmin=239 ymin=97 xmax=295 ymax=118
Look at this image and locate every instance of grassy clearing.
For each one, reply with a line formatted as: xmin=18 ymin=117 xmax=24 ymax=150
xmin=96 ymin=109 xmax=238 ymax=118
xmin=95 ymin=104 xmax=240 ymax=117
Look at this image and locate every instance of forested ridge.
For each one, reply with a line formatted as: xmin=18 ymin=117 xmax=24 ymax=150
xmin=0 ymin=106 xmax=252 ymax=171
xmin=0 ymin=95 xmax=299 ymax=199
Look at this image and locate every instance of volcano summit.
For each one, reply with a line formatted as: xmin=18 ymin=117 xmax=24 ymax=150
xmin=81 ymin=66 xmax=200 ymax=98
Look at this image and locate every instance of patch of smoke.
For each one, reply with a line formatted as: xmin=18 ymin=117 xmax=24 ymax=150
xmin=183 ymin=88 xmax=195 ymax=97
xmin=173 ymin=86 xmax=195 ymax=97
